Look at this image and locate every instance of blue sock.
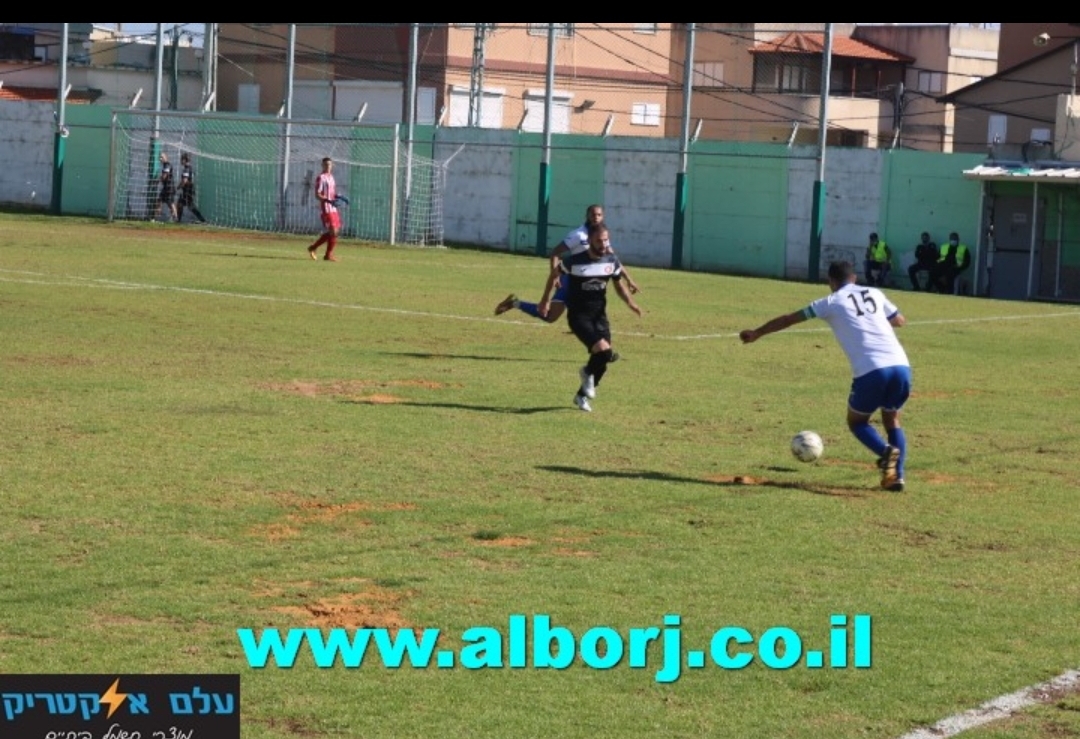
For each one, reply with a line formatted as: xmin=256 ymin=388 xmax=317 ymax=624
xmin=517 ymin=301 xmax=541 ymax=318
xmin=887 ymin=427 xmax=907 ymax=477
xmin=850 ymin=421 xmax=888 ymax=457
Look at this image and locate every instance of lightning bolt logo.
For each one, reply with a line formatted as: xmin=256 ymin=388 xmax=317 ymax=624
xmin=99 ymin=678 xmax=128 ymax=719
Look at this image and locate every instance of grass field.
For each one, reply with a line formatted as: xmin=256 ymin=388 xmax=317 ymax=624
xmin=2 ymin=214 xmax=1079 ymax=738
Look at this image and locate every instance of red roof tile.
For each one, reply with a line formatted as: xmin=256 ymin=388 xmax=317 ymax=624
xmin=750 ymin=32 xmax=914 ymax=63
xmin=0 ymin=85 xmax=99 ymax=103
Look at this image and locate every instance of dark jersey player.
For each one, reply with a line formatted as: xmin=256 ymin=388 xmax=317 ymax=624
xmin=176 ymin=153 xmax=206 ymax=223
xmin=539 ymin=222 xmax=642 ymax=412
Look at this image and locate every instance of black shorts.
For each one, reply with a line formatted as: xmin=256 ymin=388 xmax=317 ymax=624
xmin=177 ymin=188 xmax=195 ymax=206
xmin=160 ymin=187 xmax=175 ymax=203
xmin=567 ymin=307 xmax=610 ymax=350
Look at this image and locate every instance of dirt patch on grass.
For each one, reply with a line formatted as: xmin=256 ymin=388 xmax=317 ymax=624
xmin=264 ymin=580 xmax=412 ymax=630
xmin=474 ymin=535 xmax=534 ymax=547
xmin=553 ymin=547 xmax=596 ymax=557
xmin=249 ymin=496 xmax=417 ymax=541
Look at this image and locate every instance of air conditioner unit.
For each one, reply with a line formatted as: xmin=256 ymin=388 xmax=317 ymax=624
xmin=1055 ymin=93 xmax=1080 ymax=159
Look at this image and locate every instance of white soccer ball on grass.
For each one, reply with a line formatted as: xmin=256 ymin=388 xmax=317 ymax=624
xmin=791 ymin=430 xmax=824 ymax=463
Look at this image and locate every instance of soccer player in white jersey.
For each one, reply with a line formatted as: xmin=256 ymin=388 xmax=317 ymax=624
xmin=739 ymin=261 xmax=910 ymax=491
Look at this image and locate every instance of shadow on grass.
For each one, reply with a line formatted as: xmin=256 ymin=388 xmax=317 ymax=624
xmin=379 ymin=351 xmax=573 ymax=363
xmin=344 ymin=399 xmax=567 ymax=414
xmin=537 ymin=465 xmax=869 ymax=498
xmin=194 ymin=251 xmax=298 ymax=260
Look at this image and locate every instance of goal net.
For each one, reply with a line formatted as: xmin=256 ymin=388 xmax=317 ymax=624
xmin=108 ymin=110 xmax=447 ymax=246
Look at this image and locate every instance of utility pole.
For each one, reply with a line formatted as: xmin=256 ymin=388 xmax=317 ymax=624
xmin=170 ymin=24 xmax=180 ymax=110
xmin=535 ymin=24 xmax=556 ymax=255
xmin=469 ymin=24 xmax=491 ymax=127
xmin=808 ymin=23 xmax=833 ymax=282
xmin=672 ymin=23 xmax=696 ymax=270
xmin=51 ymin=23 xmax=69 ymax=214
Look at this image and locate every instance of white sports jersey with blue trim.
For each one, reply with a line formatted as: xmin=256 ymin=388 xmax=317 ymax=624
xmin=803 ymin=282 xmax=909 ymax=378
xmin=561 ymin=224 xmax=590 ymax=255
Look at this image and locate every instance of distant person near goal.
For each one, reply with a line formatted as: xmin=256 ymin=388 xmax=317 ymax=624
xmin=307 ymin=157 xmax=340 ymax=262
xmin=176 ymin=153 xmax=206 ymax=223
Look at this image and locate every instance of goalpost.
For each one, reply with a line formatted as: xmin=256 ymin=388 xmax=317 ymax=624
xmin=108 ymin=109 xmax=448 ymax=246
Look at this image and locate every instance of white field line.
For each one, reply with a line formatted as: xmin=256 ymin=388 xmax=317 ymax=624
xmin=896 ymin=668 xmax=1080 ymax=738
xmin=2 ymin=268 xmax=1079 ymax=340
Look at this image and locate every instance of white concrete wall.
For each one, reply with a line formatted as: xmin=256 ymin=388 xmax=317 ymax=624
xmin=0 ymin=101 xmax=55 ymax=207
xmin=436 ymin=130 xmax=517 ymax=247
xmin=786 ymin=146 xmax=884 ymax=279
xmin=602 ymin=138 xmax=679 ymax=268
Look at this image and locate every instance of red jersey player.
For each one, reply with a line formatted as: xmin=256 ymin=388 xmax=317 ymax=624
xmin=307 ymin=157 xmax=340 ymax=261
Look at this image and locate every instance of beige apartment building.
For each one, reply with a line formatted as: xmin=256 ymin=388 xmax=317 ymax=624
xmin=666 ymin=23 xmax=997 ymax=151
xmin=214 ymin=23 xmax=996 ymax=151
xmin=216 ymin=23 xmax=675 ymax=137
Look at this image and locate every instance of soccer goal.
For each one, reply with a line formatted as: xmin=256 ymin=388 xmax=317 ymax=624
xmin=108 ymin=109 xmax=448 ymax=246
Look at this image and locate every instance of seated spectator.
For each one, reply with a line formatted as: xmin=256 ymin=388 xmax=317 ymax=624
xmin=864 ymin=232 xmax=892 ymax=286
xmin=908 ymin=232 xmax=938 ymax=291
xmin=931 ymin=232 xmax=971 ymax=295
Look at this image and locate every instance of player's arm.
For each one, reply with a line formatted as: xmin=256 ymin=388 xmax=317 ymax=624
xmin=740 ymin=310 xmax=807 ymax=343
xmin=620 ymin=265 xmax=640 ymax=294
xmin=887 ymin=312 xmax=906 ymax=328
xmin=613 ymin=275 xmax=642 ymax=316
xmin=549 ymin=243 xmax=569 ymax=271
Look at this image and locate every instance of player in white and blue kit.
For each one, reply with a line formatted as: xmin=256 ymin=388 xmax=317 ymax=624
xmin=739 ymin=261 xmax=911 ymax=491
xmin=494 ymin=204 xmax=639 ymax=323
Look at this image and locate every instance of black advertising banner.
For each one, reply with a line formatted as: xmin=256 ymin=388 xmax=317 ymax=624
xmin=0 ymin=674 xmax=239 ymax=738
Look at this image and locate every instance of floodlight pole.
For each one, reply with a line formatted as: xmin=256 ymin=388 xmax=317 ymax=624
xmin=148 ymin=24 xmax=165 ymax=219
xmin=279 ymin=23 xmax=296 ymax=231
xmin=535 ymin=24 xmax=555 ymax=256
xmin=808 ymin=23 xmax=833 ymax=282
xmin=672 ymin=22 xmax=695 ymax=270
xmin=51 ymin=23 xmax=69 ymax=214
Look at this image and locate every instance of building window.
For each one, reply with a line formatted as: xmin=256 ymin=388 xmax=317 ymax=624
xmin=780 ymin=65 xmax=807 ymax=93
xmin=447 ymin=86 xmax=506 ymax=128
xmin=917 ymin=71 xmax=943 ymax=93
xmin=522 ymin=90 xmax=572 ymax=132
xmin=988 ymin=114 xmax=1007 ymax=144
xmin=631 ymin=102 xmax=661 ymax=127
xmin=527 ymin=24 xmax=573 ymax=38
xmin=238 ymin=83 xmax=260 ymax=115
xmin=634 ymin=24 xmax=658 ymax=35
xmin=693 ymin=61 xmax=724 ymax=87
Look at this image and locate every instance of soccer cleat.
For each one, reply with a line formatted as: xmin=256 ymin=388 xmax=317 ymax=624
xmin=308 ymin=245 xmax=318 ymax=260
xmin=579 ymin=366 xmax=596 ymax=399
xmin=883 ymin=477 xmax=906 ymax=493
xmin=574 ymin=393 xmax=592 ymax=412
xmin=877 ymin=445 xmax=901 ymax=489
xmin=494 ymin=293 xmax=518 ymax=315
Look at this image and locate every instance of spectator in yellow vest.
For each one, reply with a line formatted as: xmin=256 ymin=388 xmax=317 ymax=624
xmin=864 ymin=232 xmax=892 ymax=286
xmin=931 ymin=232 xmax=971 ymax=294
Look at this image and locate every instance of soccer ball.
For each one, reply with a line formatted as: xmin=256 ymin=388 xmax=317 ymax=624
xmin=791 ymin=431 xmax=824 ymax=463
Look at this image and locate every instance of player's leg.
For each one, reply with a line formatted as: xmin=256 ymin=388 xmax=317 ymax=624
xmin=879 ymin=365 xmax=911 ymax=491
xmin=517 ymin=275 xmax=568 ymax=322
xmin=567 ymin=313 xmax=603 ymax=410
xmin=324 ymin=213 xmax=341 ymax=261
xmin=309 ymin=213 xmax=331 ymax=257
xmin=845 ymin=370 xmax=893 ymax=474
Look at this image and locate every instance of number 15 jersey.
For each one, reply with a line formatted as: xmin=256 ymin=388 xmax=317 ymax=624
xmin=801 ymin=282 xmax=909 ymax=378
